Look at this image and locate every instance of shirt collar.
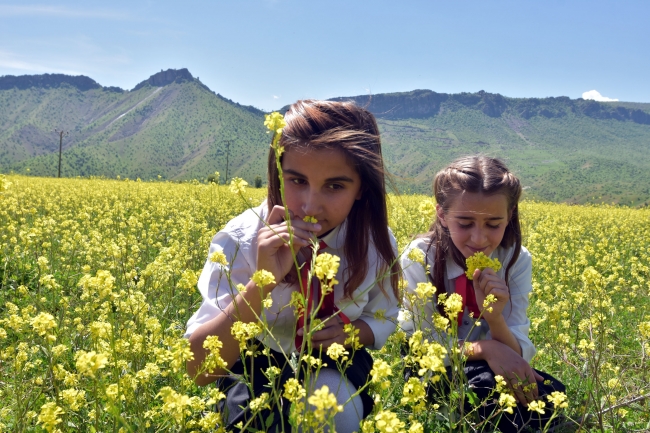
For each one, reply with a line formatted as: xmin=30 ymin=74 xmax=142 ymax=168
xmin=446 ymin=258 xmax=465 ymax=280
xmin=320 ymin=220 xmax=346 ymax=250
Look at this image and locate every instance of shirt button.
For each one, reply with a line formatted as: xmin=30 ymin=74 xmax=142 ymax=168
xmin=464 ymin=320 xmax=469 ymax=325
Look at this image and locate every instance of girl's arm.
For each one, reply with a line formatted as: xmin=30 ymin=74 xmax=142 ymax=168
xmin=187 ymin=206 xmax=319 ymax=386
xmin=472 ymin=267 xmax=523 ymax=356
xmin=187 ymin=278 xmax=272 ymax=385
xmin=465 ymin=339 xmax=543 ymax=406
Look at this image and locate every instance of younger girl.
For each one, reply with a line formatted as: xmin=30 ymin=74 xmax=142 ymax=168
xmin=400 ymin=156 xmax=565 ymax=433
xmin=185 ymin=100 xmax=400 ymax=432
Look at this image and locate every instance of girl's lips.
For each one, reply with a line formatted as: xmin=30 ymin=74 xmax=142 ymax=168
xmin=467 ymin=246 xmax=488 ymax=253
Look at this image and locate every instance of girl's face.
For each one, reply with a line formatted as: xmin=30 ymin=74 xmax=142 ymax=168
xmin=281 ymin=147 xmax=362 ymax=236
xmin=437 ymin=192 xmax=510 ymax=259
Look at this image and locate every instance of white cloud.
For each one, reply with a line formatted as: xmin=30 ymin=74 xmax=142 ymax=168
xmin=0 ymin=5 xmax=130 ymax=20
xmin=582 ymin=90 xmax=618 ymax=102
xmin=273 ymin=95 xmax=279 ymax=99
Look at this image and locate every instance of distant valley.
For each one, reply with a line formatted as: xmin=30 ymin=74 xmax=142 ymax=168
xmin=1 ymin=68 xmax=649 ymax=205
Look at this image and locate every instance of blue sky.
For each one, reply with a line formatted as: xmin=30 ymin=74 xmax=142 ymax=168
xmin=1 ymin=1 xmax=648 ymax=110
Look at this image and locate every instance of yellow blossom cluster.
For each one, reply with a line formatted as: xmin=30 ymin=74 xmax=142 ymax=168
xmin=465 ymin=251 xmax=502 ymax=279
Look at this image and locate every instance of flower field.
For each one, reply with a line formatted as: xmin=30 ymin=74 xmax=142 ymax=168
xmin=1 ymin=174 xmax=649 ymax=432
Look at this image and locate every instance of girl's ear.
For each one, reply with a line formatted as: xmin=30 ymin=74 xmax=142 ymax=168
xmin=436 ymin=204 xmax=448 ymax=228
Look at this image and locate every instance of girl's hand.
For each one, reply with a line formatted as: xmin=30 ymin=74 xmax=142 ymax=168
xmin=298 ymin=316 xmax=347 ymax=350
xmin=257 ymin=205 xmax=321 ymax=290
xmin=482 ymin=342 xmax=544 ymax=406
xmin=472 ymin=268 xmax=509 ymax=321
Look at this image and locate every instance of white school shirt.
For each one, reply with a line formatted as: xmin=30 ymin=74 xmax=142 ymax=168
xmin=399 ymin=238 xmax=536 ymax=363
xmin=185 ymin=203 xmax=400 ymax=354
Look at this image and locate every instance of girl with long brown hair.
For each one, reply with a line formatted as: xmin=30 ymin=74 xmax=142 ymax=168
xmin=185 ymin=100 xmax=400 ymax=432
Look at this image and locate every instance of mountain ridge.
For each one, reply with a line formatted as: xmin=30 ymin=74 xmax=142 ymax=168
xmin=329 ymin=89 xmax=650 ymax=124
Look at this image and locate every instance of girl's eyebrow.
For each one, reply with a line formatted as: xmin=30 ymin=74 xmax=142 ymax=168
xmin=455 ymin=215 xmax=505 ymax=221
xmin=282 ymin=169 xmax=355 ymax=183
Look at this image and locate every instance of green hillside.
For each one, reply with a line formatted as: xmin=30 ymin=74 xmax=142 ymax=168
xmin=1 ymin=72 xmax=649 ymax=205
xmin=0 ymin=69 xmax=269 ymax=182
xmin=332 ymin=90 xmax=650 ymax=205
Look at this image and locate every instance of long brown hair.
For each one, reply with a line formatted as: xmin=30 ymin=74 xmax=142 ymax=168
xmin=424 ymin=155 xmax=522 ymax=313
xmin=267 ymin=99 xmax=399 ymax=299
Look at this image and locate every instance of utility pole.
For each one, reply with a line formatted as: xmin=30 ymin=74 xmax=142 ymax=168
xmin=55 ymin=129 xmax=68 ymax=178
xmin=224 ymin=139 xmax=231 ymax=184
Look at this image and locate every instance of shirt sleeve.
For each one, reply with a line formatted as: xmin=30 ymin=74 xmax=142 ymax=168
xmin=486 ymin=246 xmax=536 ymax=362
xmin=355 ymin=234 xmax=400 ymax=350
xmin=399 ymin=240 xmax=440 ymax=340
xmin=184 ymin=229 xmax=254 ymax=338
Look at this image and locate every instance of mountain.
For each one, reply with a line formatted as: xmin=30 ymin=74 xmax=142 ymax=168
xmin=1 ymin=70 xmax=649 ymax=205
xmin=0 ymin=69 xmax=268 ymax=181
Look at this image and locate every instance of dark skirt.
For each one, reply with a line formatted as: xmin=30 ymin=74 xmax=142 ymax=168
xmin=407 ymin=360 xmax=566 ymax=433
xmin=216 ymin=340 xmax=374 ymax=432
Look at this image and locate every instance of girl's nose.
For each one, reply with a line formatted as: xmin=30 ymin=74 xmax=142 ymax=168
xmin=301 ymin=188 xmax=322 ymax=216
xmin=471 ymin=227 xmax=486 ymax=245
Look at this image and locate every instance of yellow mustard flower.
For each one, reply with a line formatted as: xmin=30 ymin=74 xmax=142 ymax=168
xmin=465 ymin=251 xmax=502 ymax=280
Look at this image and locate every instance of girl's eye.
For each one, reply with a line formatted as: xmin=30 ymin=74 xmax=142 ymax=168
xmin=487 ymin=224 xmax=501 ymax=229
xmin=290 ymin=178 xmax=306 ymax=185
xmin=458 ymin=223 xmax=472 ymax=229
xmin=328 ymin=183 xmax=344 ymax=190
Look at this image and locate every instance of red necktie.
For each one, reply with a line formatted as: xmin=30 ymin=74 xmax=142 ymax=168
xmin=295 ymin=241 xmax=350 ymax=350
xmin=454 ymin=274 xmax=482 ymax=326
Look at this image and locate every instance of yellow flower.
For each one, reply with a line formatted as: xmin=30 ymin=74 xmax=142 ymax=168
xmin=374 ymin=410 xmax=405 ymax=433
xmin=264 ymin=111 xmax=287 ymax=134
xmin=547 ymin=391 xmax=569 ymax=408
xmin=401 ymin=378 xmax=426 ymax=410
xmin=229 ymin=177 xmax=248 ymax=194
xmin=639 ymin=321 xmax=650 ymax=339
xmin=494 ymin=375 xmax=509 ymax=393
xmin=442 ymin=292 xmax=463 ymax=320
xmin=284 ymin=378 xmax=306 ymax=402
xmin=370 ymin=359 xmax=392 ymax=387
xmin=262 ymin=294 xmax=273 ymax=308
xmin=231 ymin=321 xmax=262 ymax=350
xmin=264 ymin=366 xmax=281 ymax=379
xmin=170 ymin=338 xmax=194 ymax=373
xmin=208 ymin=247 xmax=227 ymax=266
xmin=483 ymin=293 xmax=497 ymax=313
xmin=407 ymin=248 xmax=425 ymax=265
xmin=249 ymin=392 xmax=270 ymax=412
xmin=498 ymin=393 xmax=517 ymax=414
xmin=75 ymin=351 xmax=109 ymax=378
xmin=31 ymin=312 xmax=57 ymax=338
xmin=303 ymin=215 xmax=318 ymax=223
xmin=343 ymin=323 xmax=362 ymax=350
xmin=433 ymin=314 xmax=449 ymax=331
xmin=527 ymin=400 xmax=546 ymax=414
xmin=326 ymin=343 xmax=349 ymax=361
xmin=414 ymin=282 xmax=435 ymax=300
xmin=59 ymin=388 xmax=86 ymax=411
xmin=308 ymin=385 xmax=342 ymax=423
xmin=251 ymin=269 xmax=275 ymax=289
xmin=465 ymin=251 xmax=502 ymax=280
xmin=313 ymin=252 xmax=340 ymax=283
xmin=157 ymin=386 xmax=201 ymax=424
xmin=37 ymin=402 xmax=64 ymax=432
xmin=202 ymin=336 xmax=226 ymax=372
